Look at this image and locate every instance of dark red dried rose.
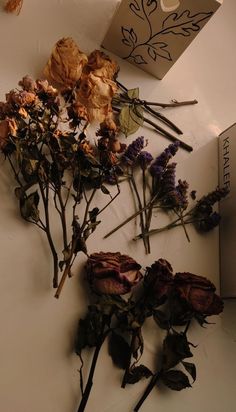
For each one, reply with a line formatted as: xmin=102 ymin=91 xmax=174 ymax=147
xmin=86 ymin=252 xmax=142 ymax=295
xmin=145 ymin=259 xmax=174 ymax=302
xmin=174 ymin=272 xmax=223 ymax=316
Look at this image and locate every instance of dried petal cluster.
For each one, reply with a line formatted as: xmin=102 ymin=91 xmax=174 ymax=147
xmin=0 ymin=75 xmax=122 ymax=296
xmin=86 ymin=252 xmax=142 ymax=295
xmin=44 ymin=37 xmax=119 ymax=127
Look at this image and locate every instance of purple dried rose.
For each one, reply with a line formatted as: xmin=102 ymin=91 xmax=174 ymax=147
xmin=145 ymin=259 xmax=174 ymax=303
xmin=86 ymin=252 xmax=142 ymax=295
xmin=174 ymin=272 xmax=224 ymax=316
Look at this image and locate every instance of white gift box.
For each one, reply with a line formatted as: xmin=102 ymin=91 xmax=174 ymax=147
xmin=102 ymin=0 xmax=222 ymax=79
xmin=219 ymin=123 xmax=236 ymax=297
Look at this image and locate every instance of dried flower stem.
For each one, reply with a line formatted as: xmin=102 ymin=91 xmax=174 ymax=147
xmin=133 ymin=373 xmax=160 ymax=412
xmin=130 ymin=173 xmax=149 ymax=254
xmin=143 ymin=104 xmax=183 ymax=135
xmin=139 ymin=99 xmax=198 ymax=109
xmin=104 ymin=194 xmax=159 ymax=239
xmin=39 ymin=181 xmax=59 ymax=288
xmin=55 ymin=188 xmax=96 ymax=299
xmin=77 ymin=328 xmax=110 ymax=412
xmin=141 ymin=114 xmax=193 ymax=152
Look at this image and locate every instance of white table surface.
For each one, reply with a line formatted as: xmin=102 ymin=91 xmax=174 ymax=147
xmin=0 ymin=1 xmax=236 ymax=411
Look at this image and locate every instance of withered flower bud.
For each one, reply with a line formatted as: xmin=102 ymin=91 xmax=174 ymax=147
xmin=19 ymin=75 xmax=37 ymax=92
xmin=0 ymin=118 xmax=17 ymax=149
xmin=145 ymin=259 xmax=174 ymax=303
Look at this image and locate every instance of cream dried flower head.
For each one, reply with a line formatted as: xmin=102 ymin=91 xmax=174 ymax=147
xmin=44 ymin=37 xmax=88 ymax=88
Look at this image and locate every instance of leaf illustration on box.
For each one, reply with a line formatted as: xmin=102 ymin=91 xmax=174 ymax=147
xmin=162 ymin=10 xmax=213 ymax=37
xmin=129 ymin=0 xmax=144 ymax=20
xmin=148 ymin=42 xmax=172 ymax=62
xmin=133 ymin=54 xmax=147 ymax=64
xmin=122 ymin=3 xmax=214 ymax=67
xmin=143 ymin=0 xmax=158 ymax=17
xmin=122 ymin=26 xmax=138 ymax=47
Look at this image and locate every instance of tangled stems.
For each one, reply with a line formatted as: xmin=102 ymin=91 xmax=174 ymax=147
xmin=115 ymin=81 xmax=196 ymax=152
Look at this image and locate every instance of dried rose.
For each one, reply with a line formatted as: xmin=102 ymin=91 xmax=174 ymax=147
xmin=0 ymin=118 xmax=17 ymax=148
xmin=44 ymin=37 xmax=88 ymax=87
xmin=174 ymin=272 xmax=223 ymax=316
xmin=4 ymin=0 xmax=23 ymax=15
xmin=18 ymin=75 xmax=37 ymax=92
xmin=84 ymin=50 xmax=119 ymax=80
xmin=18 ymin=107 xmax=28 ymax=118
xmin=145 ymin=259 xmax=174 ymax=303
xmin=6 ymin=90 xmax=36 ymax=107
xmin=86 ymin=252 xmax=142 ymax=295
xmin=76 ymin=73 xmax=117 ymax=122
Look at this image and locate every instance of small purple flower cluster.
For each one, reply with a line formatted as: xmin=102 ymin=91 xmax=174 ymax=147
xmin=192 ymin=187 xmax=228 ymax=232
xmin=149 ymin=141 xmax=180 ymax=179
xmin=137 ymin=151 xmax=153 ymax=170
xmin=122 ymin=136 xmax=145 ymax=165
xmin=159 ymin=162 xmax=189 ymax=210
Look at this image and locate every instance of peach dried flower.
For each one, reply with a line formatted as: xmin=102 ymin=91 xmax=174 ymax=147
xmin=4 ymin=0 xmax=23 ymax=15
xmin=44 ymin=37 xmax=88 ymax=87
xmin=76 ymin=73 xmax=117 ymax=122
xmin=84 ymin=50 xmax=119 ymax=80
xmin=0 ymin=118 xmax=17 ymax=148
xmin=6 ymin=90 xmax=36 ymax=107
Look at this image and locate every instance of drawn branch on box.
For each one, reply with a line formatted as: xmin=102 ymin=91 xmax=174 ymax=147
xmin=121 ymin=0 xmax=213 ymax=65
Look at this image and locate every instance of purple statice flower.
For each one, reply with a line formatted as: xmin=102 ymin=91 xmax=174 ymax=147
xmin=196 ymin=211 xmax=221 ymax=232
xmin=175 ymin=179 xmax=189 ymax=210
xmin=149 ymin=141 xmax=180 ymax=179
xmin=138 ymin=151 xmax=153 ymax=170
xmin=122 ymin=136 xmax=145 ymax=165
xmin=161 ymin=163 xmax=176 ymax=194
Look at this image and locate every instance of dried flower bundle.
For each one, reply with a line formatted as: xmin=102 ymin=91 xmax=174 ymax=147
xmin=44 ymin=37 xmax=198 ymax=152
xmin=75 ymin=254 xmax=223 ymax=412
xmin=0 ymin=76 xmax=122 ymax=297
xmin=105 ymin=139 xmax=228 ymax=251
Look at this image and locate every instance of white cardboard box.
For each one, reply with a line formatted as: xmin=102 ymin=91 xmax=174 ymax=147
xmin=102 ymin=0 xmax=222 ymax=79
xmin=219 ymin=123 xmax=236 ymax=297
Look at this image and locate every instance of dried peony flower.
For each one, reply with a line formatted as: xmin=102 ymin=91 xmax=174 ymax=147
xmin=86 ymin=252 xmax=142 ymax=295
xmin=44 ymin=37 xmax=88 ymax=87
xmin=84 ymin=50 xmax=119 ymax=80
xmin=4 ymin=0 xmax=23 ymax=15
xmin=174 ymin=272 xmax=224 ymax=316
xmin=0 ymin=118 xmax=17 ymax=148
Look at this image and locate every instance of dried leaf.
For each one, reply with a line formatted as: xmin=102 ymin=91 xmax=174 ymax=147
xmin=182 ymin=361 xmax=196 ymax=382
xmin=108 ymin=332 xmax=131 ymax=370
xmin=119 ymin=105 xmax=143 ymax=137
xmin=161 ymin=370 xmax=191 ymax=391
xmin=126 ymin=365 xmax=152 ymax=384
